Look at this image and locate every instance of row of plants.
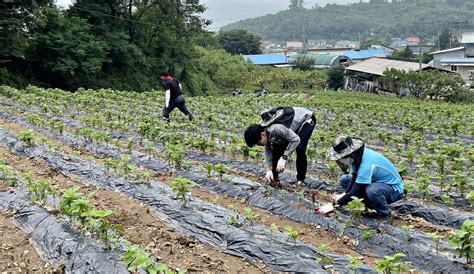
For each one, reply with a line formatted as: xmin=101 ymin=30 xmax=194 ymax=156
xmin=1 ymin=108 xmax=472 ymax=270
xmin=2 ymin=86 xmax=473 ymax=203
xmin=0 ymin=153 xmax=175 ymax=273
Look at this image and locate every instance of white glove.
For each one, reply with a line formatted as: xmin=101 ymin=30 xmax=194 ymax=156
xmin=332 ymin=193 xmax=345 ymax=203
xmin=276 ymin=157 xmax=287 ymax=173
xmin=315 ymin=203 xmax=334 ymax=215
xmin=265 ymin=170 xmax=274 ymax=182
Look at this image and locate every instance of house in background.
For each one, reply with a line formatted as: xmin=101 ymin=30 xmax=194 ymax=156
xmin=286 ymin=41 xmax=304 ymax=49
xmin=406 ymin=35 xmax=420 ymax=45
xmin=345 ymin=58 xmax=429 ymax=93
xmin=430 ymin=33 xmax=474 ymax=87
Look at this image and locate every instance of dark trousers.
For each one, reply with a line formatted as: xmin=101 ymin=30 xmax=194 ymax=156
xmin=339 ymin=174 xmax=403 ymax=215
xmin=271 ymin=120 xmax=315 ymax=182
xmin=163 ymin=95 xmax=193 ymax=120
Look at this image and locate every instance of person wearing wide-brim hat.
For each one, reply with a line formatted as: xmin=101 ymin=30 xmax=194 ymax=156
xmin=316 ymin=135 xmax=404 ymax=218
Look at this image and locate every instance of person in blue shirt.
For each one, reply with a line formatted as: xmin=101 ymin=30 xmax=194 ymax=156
xmin=316 ymin=135 xmax=404 ymax=218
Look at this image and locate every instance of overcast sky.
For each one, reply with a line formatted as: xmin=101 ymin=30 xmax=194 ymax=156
xmin=55 ymin=0 xmax=358 ymax=29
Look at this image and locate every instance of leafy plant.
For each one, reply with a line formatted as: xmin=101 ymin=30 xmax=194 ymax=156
xmin=123 ymin=244 xmax=171 ymax=274
xmin=229 ymin=215 xmax=242 ymax=227
xmin=243 ymin=207 xmax=259 ymax=228
xmin=346 ymin=255 xmax=363 ymax=272
xmin=362 ymin=229 xmax=376 ymax=239
xmin=269 ymin=223 xmax=278 ymax=243
xmin=214 ymin=163 xmax=228 ymax=182
xmin=170 ymin=177 xmax=193 ymax=206
xmin=284 ymin=226 xmax=299 ymax=243
xmin=427 ymin=232 xmax=443 ymax=253
xmin=26 ymin=179 xmax=55 ymax=205
xmin=375 ymin=253 xmax=411 ymax=274
xmin=165 ymin=143 xmax=185 ymax=172
xmin=19 ymin=129 xmax=35 ymax=146
xmin=448 ymin=220 xmax=473 ymax=263
xmin=315 ymin=244 xmax=334 ymax=267
xmin=401 ymin=224 xmax=414 ymax=242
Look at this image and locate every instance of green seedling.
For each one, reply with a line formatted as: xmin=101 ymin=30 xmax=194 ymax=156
xmin=448 ymin=220 xmax=473 ymax=264
xmin=375 ymin=253 xmax=411 ymax=274
xmin=19 ymin=129 xmax=35 ymax=147
xmin=204 ymin=163 xmax=214 ymax=178
xmin=427 ymin=232 xmax=443 ymax=253
xmin=284 ymin=226 xmax=299 ymax=244
xmin=269 ymin=223 xmax=279 ymax=244
xmin=362 ymin=229 xmax=376 ymax=240
xmin=401 ymin=224 xmax=414 ymax=241
xmin=346 ymin=255 xmax=363 ymax=272
xmin=123 ymin=244 xmax=172 ymax=274
xmin=467 ymin=191 xmax=474 ymax=207
xmin=315 ymin=244 xmax=334 ymax=267
xmin=214 ymin=163 xmax=228 ymax=182
xmin=243 ymin=207 xmax=259 ymax=228
xmin=170 ymin=177 xmax=193 ymax=206
xmin=229 ymin=216 xmax=242 ymax=227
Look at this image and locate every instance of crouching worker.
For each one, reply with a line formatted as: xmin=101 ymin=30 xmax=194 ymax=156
xmin=244 ymin=107 xmax=316 ymax=187
xmin=316 ymin=135 xmax=404 ymax=219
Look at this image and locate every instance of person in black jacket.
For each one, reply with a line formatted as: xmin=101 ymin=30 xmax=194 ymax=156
xmin=160 ymin=71 xmax=193 ymax=122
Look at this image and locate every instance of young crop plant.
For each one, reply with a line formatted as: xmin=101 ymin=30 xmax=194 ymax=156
xmin=170 ymin=177 xmax=193 ymax=206
xmin=59 ymin=186 xmax=94 ymax=225
xmin=243 ymin=207 xmax=259 ymax=228
xmin=427 ymin=232 xmax=443 ymax=253
xmin=26 ymin=179 xmax=55 ymax=205
xmin=0 ymin=166 xmax=20 ymax=187
xmin=346 ymin=255 xmax=363 ymax=272
xmin=362 ymin=229 xmax=376 ymax=240
xmin=204 ymin=163 xmax=214 ymax=178
xmin=315 ymin=244 xmax=334 ymax=268
xmin=401 ymin=225 xmax=414 ymax=242
xmin=214 ymin=163 xmax=228 ymax=182
xmin=284 ymin=226 xmax=299 ymax=244
xmin=19 ymin=129 xmax=36 ymax=147
xmin=269 ymin=223 xmax=279 ymax=244
xmin=165 ymin=143 xmax=185 ymax=173
xmin=83 ymin=208 xmax=122 ymax=249
xmin=229 ymin=215 xmax=242 ymax=227
xmin=375 ymin=253 xmax=411 ymax=274
xmin=345 ymin=197 xmax=365 ymax=223
xmin=123 ymin=244 xmax=172 ymax=274
xmin=467 ymin=191 xmax=474 ymax=206
xmin=448 ymin=219 xmax=473 ymax=263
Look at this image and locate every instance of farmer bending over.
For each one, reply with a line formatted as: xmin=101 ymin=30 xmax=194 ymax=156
xmin=160 ymin=71 xmax=194 ymax=123
xmin=244 ymin=107 xmax=316 ymax=187
xmin=316 ymin=135 xmax=404 ymax=219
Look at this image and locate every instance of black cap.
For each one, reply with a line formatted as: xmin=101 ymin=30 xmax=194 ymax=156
xmin=244 ymin=124 xmax=264 ymax=147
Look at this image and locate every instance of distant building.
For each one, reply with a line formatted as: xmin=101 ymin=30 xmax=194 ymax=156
xmin=343 ymin=49 xmax=392 ymax=63
xmin=371 ymin=44 xmax=397 ymax=54
xmin=261 ymin=40 xmax=275 ymax=49
xmin=307 ymin=39 xmax=327 ymax=47
xmin=345 ymin=58 xmax=429 ymax=93
xmin=407 ymin=45 xmax=433 ymax=55
xmin=286 ymin=41 xmax=304 ymax=49
xmin=391 ymin=39 xmax=408 ymax=47
xmin=335 ymin=40 xmax=360 ymax=49
xmin=406 ymin=36 xmax=420 ymax=45
xmin=430 ymin=33 xmax=474 ymax=87
xmin=243 ymin=54 xmax=288 ymax=67
xmin=287 ymin=54 xmax=353 ymax=68
xmin=307 ymin=47 xmax=353 ymax=55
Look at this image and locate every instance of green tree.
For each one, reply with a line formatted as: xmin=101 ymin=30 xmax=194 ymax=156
xmin=327 ymin=66 xmax=345 ymax=90
xmin=289 ymin=0 xmax=305 ymax=9
xmin=217 ymin=29 xmax=262 ymax=55
xmin=391 ymin=46 xmax=414 ymax=61
xmin=291 ymin=54 xmax=315 ymax=71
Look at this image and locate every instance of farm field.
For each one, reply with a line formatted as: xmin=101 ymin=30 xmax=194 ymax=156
xmin=0 ymin=85 xmax=473 ymax=273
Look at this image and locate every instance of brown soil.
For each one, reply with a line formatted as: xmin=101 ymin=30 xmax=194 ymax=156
xmin=155 ymin=175 xmax=379 ymax=266
xmin=0 ymin=213 xmax=56 ymax=273
xmin=0 ymin=146 xmax=266 ymax=273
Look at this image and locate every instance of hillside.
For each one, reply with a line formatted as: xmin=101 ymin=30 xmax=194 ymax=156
xmin=221 ymin=0 xmax=474 ymax=42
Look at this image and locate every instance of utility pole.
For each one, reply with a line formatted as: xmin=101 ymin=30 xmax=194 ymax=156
xmin=419 ymin=33 xmax=423 ymax=74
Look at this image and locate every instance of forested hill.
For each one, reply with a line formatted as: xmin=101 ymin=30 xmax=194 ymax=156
xmin=221 ymin=0 xmax=474 ymax=42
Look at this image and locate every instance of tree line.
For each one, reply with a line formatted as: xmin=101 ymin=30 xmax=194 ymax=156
xmin=222 ymin=0 xmax=474 ymax=43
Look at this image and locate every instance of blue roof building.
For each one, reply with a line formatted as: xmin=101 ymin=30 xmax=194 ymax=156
xmin=343 ymin=49 xmax=391 ymax=62
xmin=242 ymin=54 xmax=288 ymax=65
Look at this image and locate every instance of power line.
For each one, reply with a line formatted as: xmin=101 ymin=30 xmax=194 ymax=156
xmin=70 ymin=6 xmax=161 ymax=27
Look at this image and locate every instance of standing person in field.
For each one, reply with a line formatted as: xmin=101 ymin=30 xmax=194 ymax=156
xmin=160 ymin=71 xmax=193 ymax=123
xmin=316 ymin=135 xmax=404 ymax=219
xmin=244 ymin=107 xmax=316 ymax=187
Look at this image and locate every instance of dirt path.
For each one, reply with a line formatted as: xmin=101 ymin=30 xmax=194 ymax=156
xmin=0 ymin=213 xmax=55 ymax=273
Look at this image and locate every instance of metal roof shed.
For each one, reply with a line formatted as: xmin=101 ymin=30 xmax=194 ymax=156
xmin=345 ymin=58 xmax=429 ymax=76
xmin=242 ymin=54 xmax=288 ymax=65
